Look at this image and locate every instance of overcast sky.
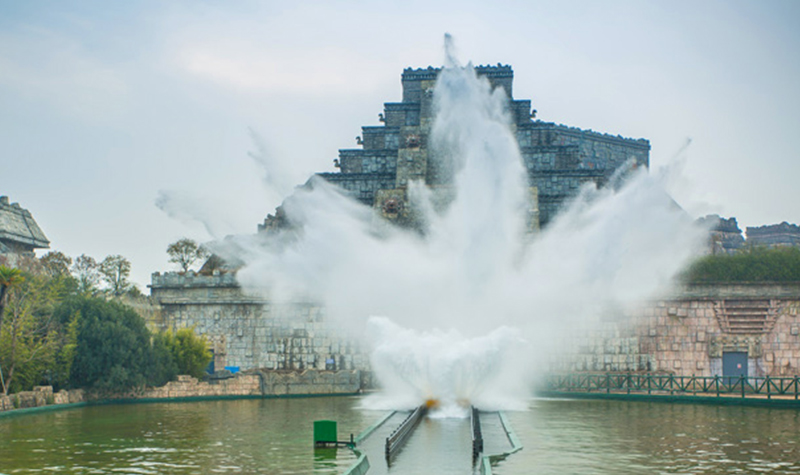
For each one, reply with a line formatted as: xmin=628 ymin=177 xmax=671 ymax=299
xmin=2 ymin=0 xmax=799 ymax=289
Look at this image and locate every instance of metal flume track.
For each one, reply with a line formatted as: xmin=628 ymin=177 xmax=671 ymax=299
xmin=384 ymin=405 xmax=427 ymax=464
xmin=471 ymin=406 xmax=483 ymax=463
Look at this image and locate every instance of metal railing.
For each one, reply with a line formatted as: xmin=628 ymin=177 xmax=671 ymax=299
xmin=384 ymin=405 xmax=427 ymax=464
xmin=470 ymin=406 xmax=483 ymax=463
xmin=545 ymin=373 xmax=800 ymax=399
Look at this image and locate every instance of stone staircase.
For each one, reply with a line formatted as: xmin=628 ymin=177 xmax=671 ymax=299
xmin=715 ymin=299 xmax=778 ymax=334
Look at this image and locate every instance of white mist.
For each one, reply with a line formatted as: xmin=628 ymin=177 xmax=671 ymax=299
xmin=217 ymin=47 xmax=707 ymax=416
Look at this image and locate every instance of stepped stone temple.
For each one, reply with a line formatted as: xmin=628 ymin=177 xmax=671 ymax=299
xmin=153 ymin=64 xmax=651 ymax=375
xmin=151 ymin=64 xmax=800 ymax=383
xmin=260 ymin=65 xmax=650 ymax=232
xmin=0 ymin=195 xmax=49 ymax=267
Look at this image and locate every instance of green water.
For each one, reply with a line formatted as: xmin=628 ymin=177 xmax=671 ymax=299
xmin=499 ymin=398 xmax=800 ymax=474
xmin=2 ymin=397 xmax=800 ymax=474
xmin=0 ymin=397 xmax=370 ymax=474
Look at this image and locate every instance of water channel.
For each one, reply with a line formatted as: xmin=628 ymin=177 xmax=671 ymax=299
xmin=2 ymin=396 xmax=800 ymax=474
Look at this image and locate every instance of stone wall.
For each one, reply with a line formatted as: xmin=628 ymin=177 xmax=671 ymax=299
xmin=142 ymin=374 xmax=260 ymax=398
xmin=0 ymin=371 xmax=361 ymax=415
xmin=152 ymin=269 xmax=800 ymax=385
xmin=555 ymin=284 xmax=800 ymax=377
xmin=141 ymin=372 xmax=362 ymax=399
xmin=747 ymin=222 xmax=800 ymax=248
xmin=150 ymin=272 xmax=370 ymax=374
xmin=0 ymin=386 xmax=85 ymax=413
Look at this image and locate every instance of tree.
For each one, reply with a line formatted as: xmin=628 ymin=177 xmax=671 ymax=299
xmin=0 ymin=265 xmax=24 ymax=331
xmin=167 ymin=238 xmax=210 ymax=272
xmin=150 ymin=332 xmax=178 ymax=387
xmin=0 ymin=270 xmax=68 ymax=395
xmin=57 ymin=296 xmax=153 ymax=395
xmin=0 ymin=265 xmax=25 ymax=393
xmin=40 ymin=251 xmax=73 ymax=278
xmin=72 ymin=255 xmax=100 ymax=294
xmin=99 ymin=255 xmax=132 ymax=297
xmin=51 ymin=310 xmax=80 ymax=391
xmin=162 ymin=327 xmax=212 ymax=379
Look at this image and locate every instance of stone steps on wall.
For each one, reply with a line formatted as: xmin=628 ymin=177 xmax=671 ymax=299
xmin=716 ymin=299 xmax=777 ymax=334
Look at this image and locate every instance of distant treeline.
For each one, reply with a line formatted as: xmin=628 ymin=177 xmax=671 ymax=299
xmin=682 ymin=246 xmax=800 ymax=283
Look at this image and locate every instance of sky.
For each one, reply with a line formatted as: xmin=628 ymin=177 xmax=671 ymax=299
xmin=2 ymin=0 xmax=799 ymax=289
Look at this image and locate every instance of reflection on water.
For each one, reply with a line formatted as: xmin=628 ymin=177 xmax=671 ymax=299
xmin=499 ymin=398 xmax=800 ymax=475
xmin=3 ymin=397 xmax=800 ymax=474
xmin=0 ymin=397 xmax=369 ymax=474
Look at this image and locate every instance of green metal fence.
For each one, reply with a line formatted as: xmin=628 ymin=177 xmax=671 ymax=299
xmin=545 ymin=373 xmax=800 ymax=399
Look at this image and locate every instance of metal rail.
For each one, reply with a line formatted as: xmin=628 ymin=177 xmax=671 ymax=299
xmin=545 ymin=373 xmax=800 ymax=399
xmin=471 ymin=406 xmax=483 ymax=463
xmin=384 ymin=405 xmax=427 ymax=464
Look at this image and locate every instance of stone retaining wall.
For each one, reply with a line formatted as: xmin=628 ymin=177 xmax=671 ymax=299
xmin=0 ymin=370 xmax=362 ymax=415
xmin=0 ymin=386 xmax=85 ymax=413
xmin=141 ymin=374 xmax=261 ymax=399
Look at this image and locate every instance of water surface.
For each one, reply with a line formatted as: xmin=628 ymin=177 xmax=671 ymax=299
xmin=3 ymin=397 xmax=800 ymax=474
xmin=498 ymin=398 xmax=800 ymax=474
xmin=0 ymin=397 xmax=368 ymax=474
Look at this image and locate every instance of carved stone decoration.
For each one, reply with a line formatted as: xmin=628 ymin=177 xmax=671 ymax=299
xmin=708 ymin=334 xmax=763 ymax=358
xmin=405 ymin=134 xmax=420 ymax=148
xmin=382 ymin=198 xmax=402 ymax=216
xmin=374 ymin=189 xmax=407 ymax=222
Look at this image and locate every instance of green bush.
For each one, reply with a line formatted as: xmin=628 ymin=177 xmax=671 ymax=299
xmin=161 ymin=328 xmax=212 ymax=380
xmin=150 ymin=332 xmax=178 ymax=387
xmin=55 ymin=296 xmax=153 ymax=395
xmin=682 ymin=246 xmax=800 ymax=283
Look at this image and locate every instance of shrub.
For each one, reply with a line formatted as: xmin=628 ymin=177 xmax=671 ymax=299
xmin=682 ymin=246 xmax=800 ymax=283
xmin=55 ymin=296 xmax=153 ymax=395
xmin=162 ymin=328 xmax=212 ymax=379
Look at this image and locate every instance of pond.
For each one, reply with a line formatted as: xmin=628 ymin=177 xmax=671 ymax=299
xmin=2 ymin=396 xmax=800 ymax=474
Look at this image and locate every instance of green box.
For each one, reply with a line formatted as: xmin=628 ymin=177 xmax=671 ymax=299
xmin=314 ymin=420 xmax=338 ymax=444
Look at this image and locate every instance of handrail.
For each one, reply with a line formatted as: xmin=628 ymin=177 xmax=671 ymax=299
xmin=384 ymin=405 xmax=427 ymax=464
xmin=471 ymin=406 xmax=483 ymax=463
xmin=479 ymin=411 xmax=523 ymax=475
xmin=545 ymin=373 xmax=800 ymax=399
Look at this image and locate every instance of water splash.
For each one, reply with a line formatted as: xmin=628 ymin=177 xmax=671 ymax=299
xmin=212 ymin=44 xmax=707 ymax=416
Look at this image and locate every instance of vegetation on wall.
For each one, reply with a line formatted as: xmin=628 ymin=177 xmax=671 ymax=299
xmin=682 ymin=246 xmax=800 ymax=283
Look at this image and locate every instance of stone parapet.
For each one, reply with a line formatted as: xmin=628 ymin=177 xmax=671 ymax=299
xmin=670 ymin=283 xmax=800 ymax=300
xmin=150 ymin=271 xmax=240 ymax=289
